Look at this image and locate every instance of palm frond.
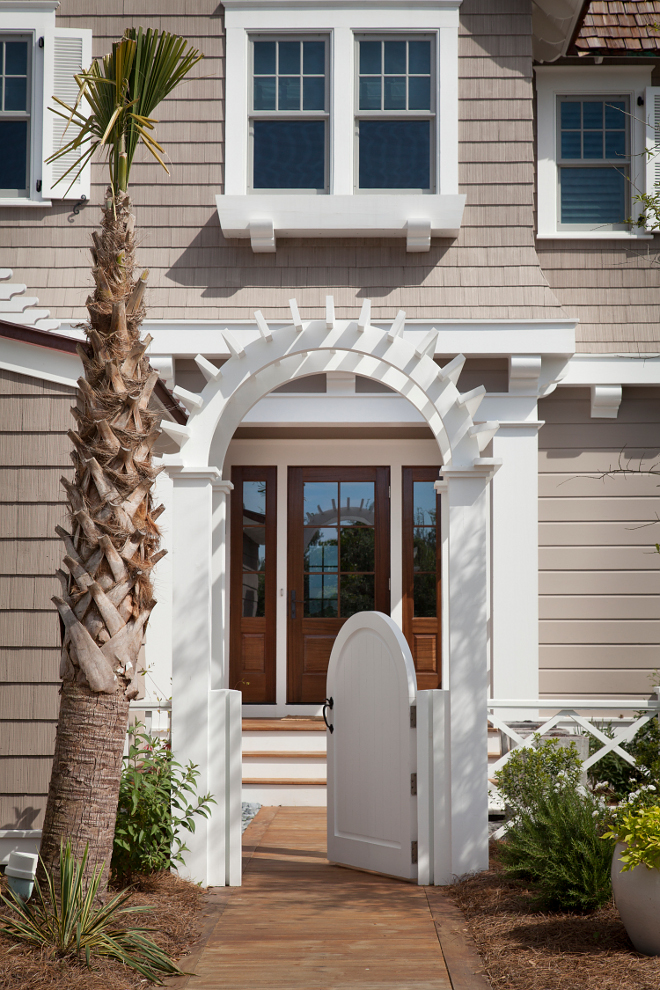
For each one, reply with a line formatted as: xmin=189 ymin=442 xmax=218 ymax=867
xmin=45 ymin=26 xmax=202 ymax=195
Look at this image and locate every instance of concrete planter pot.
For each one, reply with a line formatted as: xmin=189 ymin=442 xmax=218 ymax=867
xmin=611 ymin=842 xmax=660 ymax=956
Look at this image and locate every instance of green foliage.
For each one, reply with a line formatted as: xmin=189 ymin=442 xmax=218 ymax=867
xmin=603 ymin=804 xmax=660 ymax=873
xmin=0 ymin=842 xmax=181 ymax=984
xmin=112 ymin=727 xmax=214 ymax=883
xmin=500 ymin=786 xmax=615 ymax=912
xmin=46 ymin=27 xmax=203 ymax=194
xmin=494 ymin=735 xmax=583 ymax=815
xmin=587 ymin=717 xmax=660 ymax=800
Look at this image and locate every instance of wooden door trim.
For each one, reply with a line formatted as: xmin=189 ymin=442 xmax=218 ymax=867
xmin=402 ymin=466 xmax=442 ymax=689
xmin=230 ymin=466 xmax=277 ymax=704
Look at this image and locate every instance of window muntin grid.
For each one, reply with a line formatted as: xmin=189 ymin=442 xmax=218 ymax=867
xmin=557 ymin=96 xmax=630 ymax=229
xmin=249 ymin=35 xmax=329 ymax=192
xmin=355 ymin=35 xmax=435 ymax=193
xmin=0 ymin=36 xmax=31 ymax=197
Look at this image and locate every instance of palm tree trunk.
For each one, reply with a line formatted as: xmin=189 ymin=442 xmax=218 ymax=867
xmin=39 ymin=191 xmax=164 ymax=889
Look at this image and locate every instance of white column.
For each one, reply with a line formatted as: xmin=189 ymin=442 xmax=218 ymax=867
xmin=170 ymin=467 xmax=241 ymax=886
xmin=211 ymin=479 xmax=234 ymax=690
xmin=439 ymin=464 xmax=497 ymax=878
xmin=491 ymin=423 xmax=542 ymax=707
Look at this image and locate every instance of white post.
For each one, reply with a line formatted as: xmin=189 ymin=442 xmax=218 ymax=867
xmin=211 ymin=479 xmax=234 ymax=690
xmin=170 ymin=467 xmax=241 ymax=886
xmin=491 ymin=423 xmax=542 ymax=710
xmin=439 ymin=465 xmax=497 ymax=878
xmin=416 ymin=689 xmax=451 ymax=885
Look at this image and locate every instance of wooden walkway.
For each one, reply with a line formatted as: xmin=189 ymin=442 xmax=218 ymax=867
xmin=173 ymin=807 xmax=489 ymax=990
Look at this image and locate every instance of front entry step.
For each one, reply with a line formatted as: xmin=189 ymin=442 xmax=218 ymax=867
xmin=242 ymin=717 xmax=327 ymax=807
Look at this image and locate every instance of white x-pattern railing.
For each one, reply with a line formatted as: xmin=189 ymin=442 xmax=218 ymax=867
xmin=488 ymin=696 xmax=660 ymax=838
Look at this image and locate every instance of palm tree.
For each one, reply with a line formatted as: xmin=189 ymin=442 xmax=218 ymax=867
xmin=39 ymin=27 xmax=202 ymax=889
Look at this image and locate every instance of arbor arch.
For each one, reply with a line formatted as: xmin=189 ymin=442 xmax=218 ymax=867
xmin=160 ymin=300 xmax=499 ymax=470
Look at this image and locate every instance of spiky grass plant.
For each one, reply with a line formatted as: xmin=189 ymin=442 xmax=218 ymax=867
xmin=0 ymin=843 xmax=182 ymax=984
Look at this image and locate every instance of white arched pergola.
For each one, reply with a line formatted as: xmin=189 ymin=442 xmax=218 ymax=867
xmin=159 ymin=299 xmax=501 ymax=887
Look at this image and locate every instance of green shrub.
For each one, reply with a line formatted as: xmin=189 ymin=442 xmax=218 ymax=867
xmin=586 ymin=717 xmax=660 ymax=800
xmin=500 ymin=786 xmax=615 ymax=912
xmin=0 ymin=842 xmax=181 ymax=984
xmin=112 ymin=727 xmax=214 ymax=883
xmin=494 ymin=735 xmax=583 ymax=815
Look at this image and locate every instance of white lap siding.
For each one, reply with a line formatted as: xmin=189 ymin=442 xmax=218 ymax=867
xmin=538 ymin=386 xmax=660 ymax=701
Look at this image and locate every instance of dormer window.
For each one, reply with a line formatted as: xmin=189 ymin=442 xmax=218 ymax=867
xmin=557 ymin=96 xmax=629 ymax=229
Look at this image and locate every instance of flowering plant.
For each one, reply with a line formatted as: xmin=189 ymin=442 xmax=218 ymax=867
xmin=602 ymin=789 xmax=660 ymax=873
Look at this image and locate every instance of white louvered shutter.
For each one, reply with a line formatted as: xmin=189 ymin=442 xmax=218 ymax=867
xmin=644 ymin=87 xmax=660 ymax=200
xmin=42 ymin=27 xmax=92 ymax=200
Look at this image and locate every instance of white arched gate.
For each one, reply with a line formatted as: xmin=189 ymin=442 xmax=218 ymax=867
xmin=325 ymin=613 xmax=418 ymax=880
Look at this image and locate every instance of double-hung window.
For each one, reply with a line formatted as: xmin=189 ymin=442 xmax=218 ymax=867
xmin=0 ymin=35 xmax=31 ymax=197
xmin=557 ymin=96 xmax=629 ymax=229
xmin=250 ymin=37 xmax=328 ymax=192
xmin=356 ymin=37 xmax=434 ymax=192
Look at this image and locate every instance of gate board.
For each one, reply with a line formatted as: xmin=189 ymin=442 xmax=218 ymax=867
xmin=326 ymin=611 xmax=418 ymax=880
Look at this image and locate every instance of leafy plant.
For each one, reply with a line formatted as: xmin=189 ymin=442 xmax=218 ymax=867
xmin=500 ymin=786 xmax=615 ymax=912
xmin=112 ymin=727 xmax=214 ymax=883
xmin=0 ymin=842 xmax=181 ymax=984
xmin=602 ymin=795 xmax=660 ymax=872
xmin=46 ymin=26 xmax=203 ymax=195
xmin=586 ymin=717 xmax=660 ymax=800
xmin=494 ymin=735 xmax=583 ymax=815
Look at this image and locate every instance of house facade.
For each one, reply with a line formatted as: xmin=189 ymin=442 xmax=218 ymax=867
xmin=1 ymin=0 xmax=660 ymax=870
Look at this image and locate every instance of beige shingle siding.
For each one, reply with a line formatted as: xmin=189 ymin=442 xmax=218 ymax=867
xmin=0 ymin=369 xmax=72 ymax=829
xmin=538 ymin=386 xmax=660 ymax=700
xmin=0 ymin=0 xmax=568 ymax=328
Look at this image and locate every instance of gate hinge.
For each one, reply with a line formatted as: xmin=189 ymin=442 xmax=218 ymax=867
xmin=411 ymin=840 xmax=418 ymax=864
xmin=410 ymin=772 xmax=417 ymax=796
xmin=410 ymin=705 xmax=416 ymax=729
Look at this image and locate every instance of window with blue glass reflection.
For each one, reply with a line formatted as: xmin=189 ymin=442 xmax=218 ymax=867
xmin=251 ymin=37 xmax=327 ymax=190
xmin=558 ymin=96 xmax=628 ymax=226
xmin=357 ymin=37 xmax=433 ymax=190
xmin=0 ymin=38 xmax=30 ymax=195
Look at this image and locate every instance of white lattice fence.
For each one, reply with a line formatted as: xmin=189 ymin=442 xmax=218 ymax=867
xmin=488 ymin=696 xmax=660 ymax=839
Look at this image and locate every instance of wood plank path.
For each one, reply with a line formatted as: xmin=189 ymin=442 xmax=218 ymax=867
xmin=172 ymin=807 xmax=490 ymax=990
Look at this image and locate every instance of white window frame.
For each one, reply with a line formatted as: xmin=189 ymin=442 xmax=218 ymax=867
xmin=535 ymin=66 xmax=654 ymax=240
xmin=0 ymin=32 xmax=33 ymax=198
xmin=0 ymin=2 xmax=91 ymax=207
xmin=218 ymin=0 xmax=465 ymax=253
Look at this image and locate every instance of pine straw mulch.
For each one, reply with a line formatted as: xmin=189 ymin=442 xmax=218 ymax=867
xmin=446 ymin=840 xmax=660 ymax=990
xmin=0 ymin=870 xmax=203 ymax=990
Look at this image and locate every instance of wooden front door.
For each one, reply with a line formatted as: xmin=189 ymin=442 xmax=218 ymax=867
xmin=402 ymin=467 xmax=441 ymax=689
xmin=230 ymin=467 xmax=277 ymax=703
xmin=287 ymin=466 xmax=390 ymax=703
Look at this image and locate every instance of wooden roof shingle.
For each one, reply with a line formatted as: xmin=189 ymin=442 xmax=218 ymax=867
xmin=573 ymin=0 xmax=660 ymax=53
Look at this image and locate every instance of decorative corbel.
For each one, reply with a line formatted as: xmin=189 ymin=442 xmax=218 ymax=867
xmin=590 ymin=385 xmax=622 ymax=419
xmin=509 ymin=355 xmax=542 ymax=394
xmin=249 ymin=219 xmax=276 ymax=253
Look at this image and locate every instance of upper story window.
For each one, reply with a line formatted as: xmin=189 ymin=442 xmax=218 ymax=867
xmin=557 ymin=96 xmax=629 ymax=229
xmin=250 ymin=37 xmax=328 ymax=191
xmin=535 ymin=66 xmax=653 ymax=240
xmin=219 ymin=1 xmax=464 ymax=252
xmin=0 ymin=36 xmax=31 ymax=197
xmin=356 ymin=37 xmax=434 ymax=191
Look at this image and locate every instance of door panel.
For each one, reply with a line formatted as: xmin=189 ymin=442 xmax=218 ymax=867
xmin=288 ymin=466 xmax=390 ymax=703
xmin=230 ymin=467 xmax=277 ymax=703
xmin=402 ymin=467 xmax=441 ymax=690
xmin=326 ymin=612 xmax=418 ymax=880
